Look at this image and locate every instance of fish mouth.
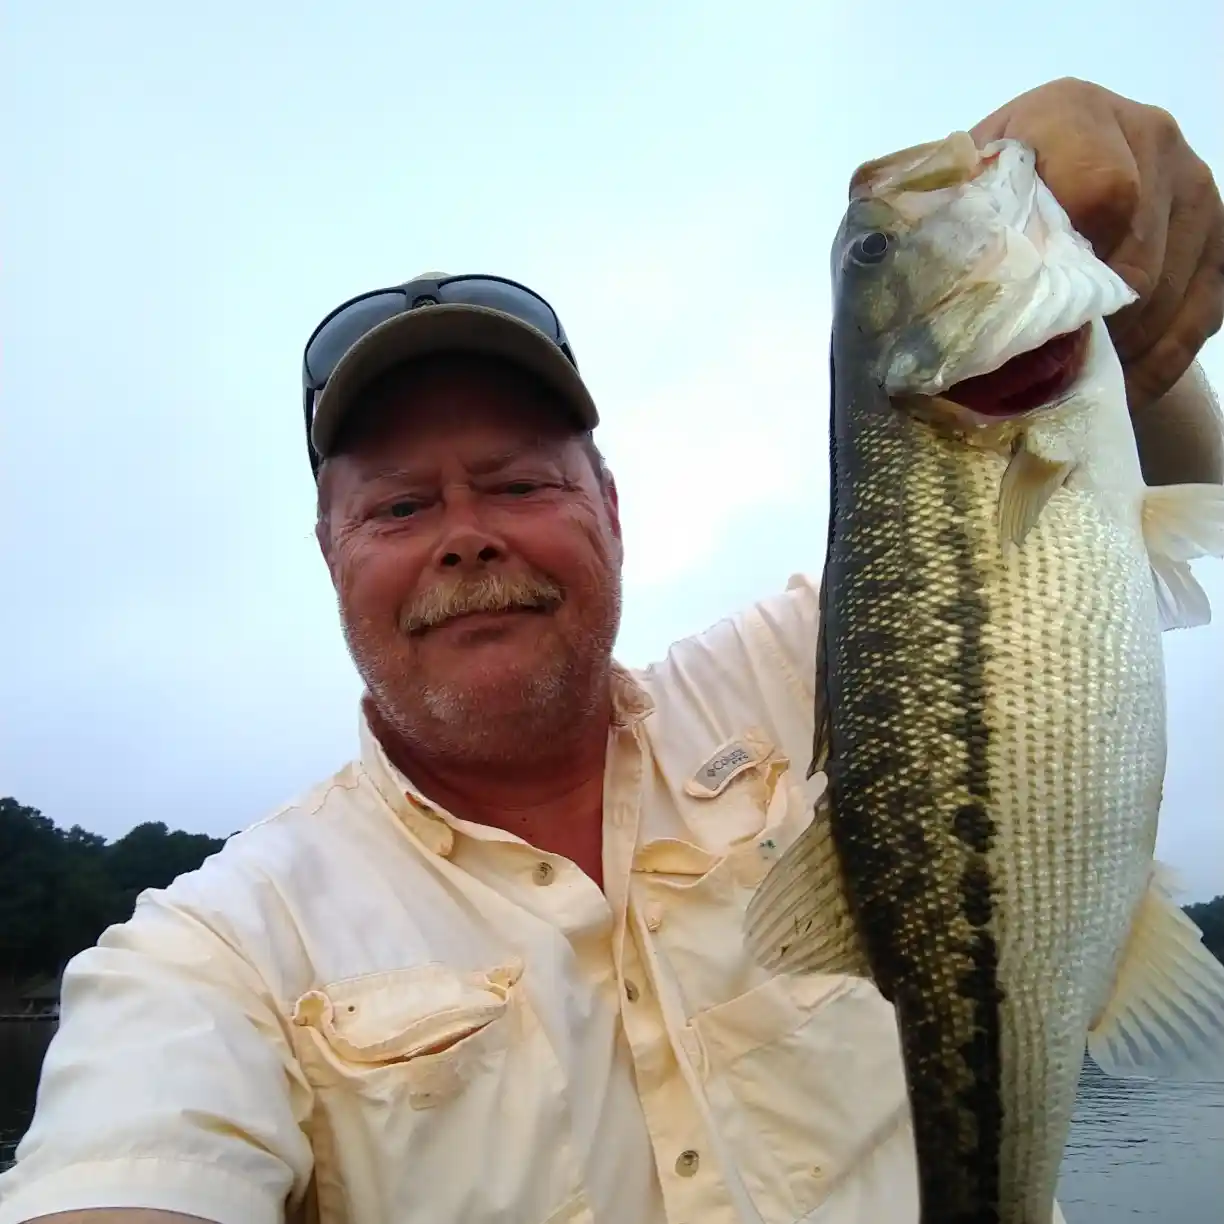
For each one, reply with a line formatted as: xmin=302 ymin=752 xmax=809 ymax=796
xmin=943 ymin=324 xmax=1091 ymax=417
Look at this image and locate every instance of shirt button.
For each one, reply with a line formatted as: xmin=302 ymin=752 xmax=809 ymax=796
xmin=624 ymin=979 xmax=640 ymax=1003
xmin=532 ymin=861 xmax=555 ymax=886
xmin=645 ymin=904 xmax=664 ymax=931
xmin=675 ymin=1149 xmax=700 ymax=1177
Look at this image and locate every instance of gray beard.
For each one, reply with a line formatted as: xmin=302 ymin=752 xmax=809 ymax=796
xmin=374 ymin=654 xmax=605 ymax=766
xmin=343 ymin=592 xmax=621 ymax=768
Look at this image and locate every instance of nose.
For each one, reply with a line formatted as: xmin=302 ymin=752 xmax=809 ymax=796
xmin=431 ymin=512 xmax=506 ymax=572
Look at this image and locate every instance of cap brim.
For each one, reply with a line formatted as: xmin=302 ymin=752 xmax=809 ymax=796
xmin=310 ymin=303 xmax=599 ymax=459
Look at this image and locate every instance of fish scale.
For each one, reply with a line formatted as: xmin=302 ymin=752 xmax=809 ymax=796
xmin=745 ymin=132 xmax=1224 ymax=1224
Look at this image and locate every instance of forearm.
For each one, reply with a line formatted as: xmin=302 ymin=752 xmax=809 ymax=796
xmin=28 ymin=1214 xmax=217 ymax=1223
xmin=1133 ymin=361 xmax=1224 ymax=486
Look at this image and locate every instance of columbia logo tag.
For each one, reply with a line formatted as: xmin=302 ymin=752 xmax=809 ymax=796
xmin=685 ymin=739 xmax=763 ymax=798
xmin=705 ymin=747 xmax=750 ymax=783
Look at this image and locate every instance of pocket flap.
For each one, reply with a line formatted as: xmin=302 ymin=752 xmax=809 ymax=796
xmin=292 ymin=960 xmax=522 ymax=1064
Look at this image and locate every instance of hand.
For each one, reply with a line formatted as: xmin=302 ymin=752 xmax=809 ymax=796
xmin=971 ymin=77 xmax=1224 ymax=414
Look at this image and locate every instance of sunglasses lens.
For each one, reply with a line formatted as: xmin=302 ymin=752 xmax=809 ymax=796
xmin=304 ymin=277 xmax=569 ymax=417
xmin=305 ymin=290 xmax=407 ymax=386
xmin=438 ymin=279 xmax=560 ymax=341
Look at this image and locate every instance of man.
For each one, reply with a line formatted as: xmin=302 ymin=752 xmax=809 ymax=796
xmin=1 ymin=78 xmax=1220 ymax=1224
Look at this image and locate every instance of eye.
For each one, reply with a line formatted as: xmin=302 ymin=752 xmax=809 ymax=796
xmin=388 ymin=499 xmax=421 ymax=518
xmin=500 ymin=481 xmax=541 ymax=496
xmin=850 ymin=231 xmax=892 ymax=265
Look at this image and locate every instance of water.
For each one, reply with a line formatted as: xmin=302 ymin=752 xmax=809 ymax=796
xmin=1 ymin=1022 xmax=1221 ymax=1219
xmin=0 ymin=1022 xmax=56 ymax=1173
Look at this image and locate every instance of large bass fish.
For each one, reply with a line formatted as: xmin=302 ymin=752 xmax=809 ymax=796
xmin=744 ymin=132 xmax=1224 ymax=1224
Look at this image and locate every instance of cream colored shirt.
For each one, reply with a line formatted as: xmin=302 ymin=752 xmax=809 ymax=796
xmin=0 ymin=574 xmax=1064 ymax=1224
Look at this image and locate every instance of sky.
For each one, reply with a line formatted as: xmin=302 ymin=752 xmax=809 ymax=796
xmin=2 ymin=1 xmax=1221 ymax=900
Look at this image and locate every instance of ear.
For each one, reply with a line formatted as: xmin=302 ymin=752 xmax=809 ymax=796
xmin=314 ymin=461 xmax=342 ymax=579
xmin=315 ymin=518 xmax=339 ymax=581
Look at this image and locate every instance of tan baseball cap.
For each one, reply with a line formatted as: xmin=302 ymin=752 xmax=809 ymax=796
xmin=308 ymin=271 xmax=600 ymax=462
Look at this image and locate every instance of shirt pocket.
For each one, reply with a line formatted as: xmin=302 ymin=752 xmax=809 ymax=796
xmin=685 ymin=971 xmax=911 ymax=1224
xmin=289 ymin=961 xmax=592 ymax=1224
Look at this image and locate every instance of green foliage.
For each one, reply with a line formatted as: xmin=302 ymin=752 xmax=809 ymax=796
xmin=0 ymin=797 xmax=226 ymax=988
xmin=1184 ymin=895 xmax=1224 ymax=964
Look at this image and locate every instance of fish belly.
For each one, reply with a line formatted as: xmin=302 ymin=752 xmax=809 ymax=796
xmin=823 ymin=404 xmax=1164 ymax=1224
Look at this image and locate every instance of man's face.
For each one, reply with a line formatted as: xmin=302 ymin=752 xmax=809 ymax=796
xmin=317 ymin=354 xmax=623 ymax=763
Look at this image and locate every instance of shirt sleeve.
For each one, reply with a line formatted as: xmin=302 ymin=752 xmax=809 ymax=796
xmin=645 ymin=571 xmax=823 ymax=777
xmin=0 ymin=883 xmax=315 ymax=1224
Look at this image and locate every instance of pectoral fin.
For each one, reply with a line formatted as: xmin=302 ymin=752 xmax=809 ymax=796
xmin=997 ymin=436 xmax=1075 ymax=549
xmin=1087 ymin=862 xmax=1224 ymax=1083
xmin=1141 ymin=483 xmax=1224 ymax=630
xmin=743 ymin=791 xmax=870 ymax=980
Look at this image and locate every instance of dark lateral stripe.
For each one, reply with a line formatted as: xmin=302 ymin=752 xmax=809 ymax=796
xmin=939 ymin=445 xmax=1003 ymax=1224
xmin=824 ymin=328 xmax=1002 ymax=1223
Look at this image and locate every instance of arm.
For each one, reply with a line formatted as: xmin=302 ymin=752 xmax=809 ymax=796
xmin=27 ymin=1214 xmax=214 ymax=1223
xmin=0 ymin=884 xmax=314 ymax=1224
xmin=645 ymin=572 xmax=822 ymax=778
xmin=1132 ymin=361 xmax=1224 ymax=486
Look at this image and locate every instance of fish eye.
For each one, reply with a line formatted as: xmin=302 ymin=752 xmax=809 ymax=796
xmin=850 ymin=231 xmax=892 ymax=265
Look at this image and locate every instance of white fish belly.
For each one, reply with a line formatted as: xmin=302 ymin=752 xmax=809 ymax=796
xmin=972 ymin=455 xmax=1166 ymax=1216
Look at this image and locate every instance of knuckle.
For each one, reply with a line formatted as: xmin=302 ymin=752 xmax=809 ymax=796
xmin=1189 ymin=154 xmax=1216 ymax=192
xmin=1050 ymin=75 xmax=1094 ymax=99
xmin=1203 ymin=285 xmax=1224 ymax=342
xmin=1143 ymin=103 xmax=1184 ymax=150
xmin=1135 ymin=354 xmax=1182 ymax=409
xmin=1156 ymin=315 xmax=1222 ymax=393
xmin=1099 ymin=162 xmax=1142 ymax=212
xmin=1185 ymin=155 xmax=1222 ymax=211
xmin=1113 ymin=259 xmax=1155 ymax=303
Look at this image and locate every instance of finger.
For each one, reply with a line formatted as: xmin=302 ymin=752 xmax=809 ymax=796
xmin=1100 ymin=114 xmax=1181 ymax=367
xmin=1105 ymin=190 xmax=1175 ymax=368
xmin=970 ymin=99 xmax=1014 ymax=146
xmin=1123 ymin=223 xmax=1224 ymax=409
xmin=1037 ymin=118 xmax=1142 ymax=264
xmin=1111 ymin=159 xmax=1213 ymax=370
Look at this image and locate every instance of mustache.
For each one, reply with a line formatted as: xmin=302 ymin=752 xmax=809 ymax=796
xmin=400 ymin=572 xmax=565 ymax=634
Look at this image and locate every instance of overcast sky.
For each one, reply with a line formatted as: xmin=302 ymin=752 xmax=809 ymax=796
xmin=2 ymin=1 xmax=1221 ymax=900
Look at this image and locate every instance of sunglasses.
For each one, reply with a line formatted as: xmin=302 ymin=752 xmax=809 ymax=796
xmin=300 ymin=273 xmax=578 ymax=472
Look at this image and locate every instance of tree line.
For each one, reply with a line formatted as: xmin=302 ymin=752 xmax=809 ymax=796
xmin=1 ymin=796 xmax=227 ymax=992
xmin=1 ymin=794 xmax=1222 ymax=994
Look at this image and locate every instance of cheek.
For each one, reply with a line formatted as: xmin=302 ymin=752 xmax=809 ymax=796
xmin=334 ymin=534 xmax=423 ymax=626
xmin=513 ymin=504 xmax=619 ymax=594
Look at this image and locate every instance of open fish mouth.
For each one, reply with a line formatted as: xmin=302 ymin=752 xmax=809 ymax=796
xmin=943 ymin=324 xmax=1092 ymax=417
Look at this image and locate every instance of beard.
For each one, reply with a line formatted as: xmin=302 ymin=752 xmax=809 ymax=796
xmin=341 ymin=570 xmax=622 ymax=768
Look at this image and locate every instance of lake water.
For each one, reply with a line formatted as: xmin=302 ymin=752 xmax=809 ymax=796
xmin=1 ymin=1019 xmax=1221 ymax=1219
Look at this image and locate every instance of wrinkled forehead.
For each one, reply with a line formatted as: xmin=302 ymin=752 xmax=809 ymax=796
xmin=316 ymin=416 xmax=586 ymax=521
